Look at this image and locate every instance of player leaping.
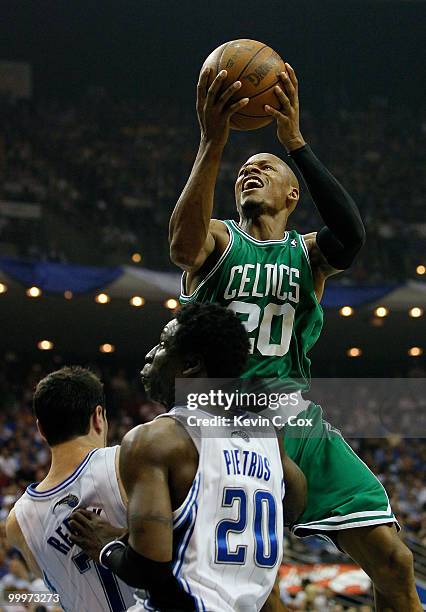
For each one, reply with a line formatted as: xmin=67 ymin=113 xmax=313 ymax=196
xmin=169 ymin=64 xmax=421 ymax=611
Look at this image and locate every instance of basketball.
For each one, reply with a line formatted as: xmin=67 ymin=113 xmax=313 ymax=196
xmin=202 ymin=39 xmax=285 ymax=131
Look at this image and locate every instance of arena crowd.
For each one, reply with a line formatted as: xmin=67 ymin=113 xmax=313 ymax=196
xmin=1 ymin=92 xmax=425 ymax=280
xmin=0 ymin=358 xmax=424 ymax=610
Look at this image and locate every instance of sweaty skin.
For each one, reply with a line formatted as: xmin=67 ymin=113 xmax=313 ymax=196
xmin=70 ymin=318 xmax=306 ymax=565
xmin=169 ymin=64 xmax=422 ymax=612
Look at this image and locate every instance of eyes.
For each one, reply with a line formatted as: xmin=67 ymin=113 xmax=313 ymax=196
xmin=239 ymin=164 xmax=275 ymax=176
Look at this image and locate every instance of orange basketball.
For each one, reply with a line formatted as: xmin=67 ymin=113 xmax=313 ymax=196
xmin=201 ymin=39 xmax=285 ymax=131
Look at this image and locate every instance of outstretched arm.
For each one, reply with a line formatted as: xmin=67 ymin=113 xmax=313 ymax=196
xmin=169 ymin=68 xmax=248 ymax=271
xmin=70 ymin=421 xmax=195 ymax=610
xmin=265 ymin=64 xmax=366 ymax=276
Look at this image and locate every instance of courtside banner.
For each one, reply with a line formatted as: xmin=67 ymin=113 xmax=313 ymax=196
xmin=279 ymin=563 xmax=371 ymax=595
xmin=174 ymin=378 xmax=426 ymax=438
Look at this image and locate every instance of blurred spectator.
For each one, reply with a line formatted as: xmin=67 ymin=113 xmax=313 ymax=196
xmin=0 ymin=357 xmax=424 ymax=610
xmin=0 ymin=94 xmax=424 ymax=279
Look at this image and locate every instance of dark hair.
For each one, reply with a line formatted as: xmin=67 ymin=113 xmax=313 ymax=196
xmin=33 ymin=366 xmax=105 ymax=446
xmin=173 ymin=302 xmax=249 ymax=377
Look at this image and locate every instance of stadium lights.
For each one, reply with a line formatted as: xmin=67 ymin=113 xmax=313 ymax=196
xmin=95 ymin=293 xmax=110 ymax=304
xmin=416 ymin=265 xmax=426 ymax=276
xmin=347 ymin=347 xmax=362 ymax=357
xmin=100 ymin=343 xmax=115 ymax=354
xmin=165 ymin=298 xmax=179 ymax=310
xmin=131 ymin=252 xmax=142 ymax=263
xmin=130 ymin=296 xmax=145 ymax=307
xmin=408 ymin=346 xmax=423 ymax=357
xmin=409 ymin=307 xmax=423 ymax=318
xmin=0 ymin=283 xmax=7 ymax=294
xmin=26 ymin=286 xmax=42 ymax=298
xmin=339 ymin=306 xmax=354 ymax=317
xmin=374 ymin=306 xmax=388 ymax=318
xmin=64 ymin=290 xmax=73 ymax=300
xmin=37 ymin=340 xmax=54 ymax=351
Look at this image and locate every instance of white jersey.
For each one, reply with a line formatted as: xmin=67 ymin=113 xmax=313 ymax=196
xmin=14 ymin=446 xmax=136 ymax=612
xmin=142 ymin=407 xmax=284 ymax=612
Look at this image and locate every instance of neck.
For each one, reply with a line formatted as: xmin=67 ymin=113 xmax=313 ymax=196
xmin=37 ymin=438 xmax=100 ymax=491
xmin=239 ymin=211 xmax=289 ymax=241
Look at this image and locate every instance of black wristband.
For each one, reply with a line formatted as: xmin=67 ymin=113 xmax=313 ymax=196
xmin=100 ymin=541 xmax=195 ymax=610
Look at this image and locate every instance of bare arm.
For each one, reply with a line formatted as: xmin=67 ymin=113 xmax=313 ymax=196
xmin=303 ymin=231 xmax=341 ymax=302
xmin=6 ymin=508 xmax=42 ymax=578
xmin=119 ymin=421 xmax=174 ymax=561
xmin=169 ymin=68 xmax=248 ymax=271
xmin=69 ymin=420 xmax=197 ymax=609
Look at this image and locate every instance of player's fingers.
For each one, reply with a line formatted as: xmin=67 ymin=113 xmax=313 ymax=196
xmin=273 ymin=85 xmax=291 ymax=110
xmin=279 ymin=72 xmax=296 ymax=104
xmin=264 ymin=105 xmax=285 ymax=120
xmin=228 ymin=98 xmax=249 ymax=114
xmin=218 ymin=81 xmax=241 ymax=107
xmin=196 ymin=67 xmax=210 ymax=105
xmin=70 ymin=510 xmax=93 ymax=528
xmin=285 ymin=63 xmax=298 ymax=90
xmin=206 ymin=70 xmax=228 ymax=105
xmin=74 ymin=508 xmax=94 ymax=519
xmin=68 ymin=520 xmax=86 ymax=537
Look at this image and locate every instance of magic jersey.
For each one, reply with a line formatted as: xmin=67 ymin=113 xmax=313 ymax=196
xmin=13 ymin=447 xmax=135 ymax=612
xmin=142 ymin=407 xmax=284 ymax=612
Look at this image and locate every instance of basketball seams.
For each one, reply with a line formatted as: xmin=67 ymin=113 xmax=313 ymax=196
xmin=216 ymin=42 xmax=230 ymax=76
xmin=245 ymin=78 xmax=280 ymax=101
xmin=233 ymin=44 xmax=268 ymax=81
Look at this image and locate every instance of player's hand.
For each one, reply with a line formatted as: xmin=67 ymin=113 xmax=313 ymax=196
xmin=264 ymin=63 xmax=306 ymax=152
xmin=197 ymin=68 xmax=249 ymax=148
xmin=68 ymin=508 xmax=127 ymax=561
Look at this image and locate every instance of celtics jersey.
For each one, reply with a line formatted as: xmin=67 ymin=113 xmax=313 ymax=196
xmin=180 ymin=220 xmax=323 ymax=390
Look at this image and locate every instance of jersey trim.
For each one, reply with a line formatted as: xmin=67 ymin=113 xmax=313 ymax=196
xmin=173 ymin=472 xmax=201 ymax=528
xmin=229 ymin=220 xmax=289 ymax=245
xmin=180 ymin=224 xmax=234 ymax=302
xmin=299 ymin=234 xmax=311 ymax=264
xmin=26 ymin=449 xmax=100 ymax=498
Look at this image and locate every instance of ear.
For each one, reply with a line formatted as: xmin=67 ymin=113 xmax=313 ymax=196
xmin=182 ymin=355 xmax=203 ymax=377
xmin=288 ymin=186 xmax=299 ymax=203
xmin=92 ymin=405 xmax=105 ymax=434
xmin=36 ymin=419 xmax=47 ymax=443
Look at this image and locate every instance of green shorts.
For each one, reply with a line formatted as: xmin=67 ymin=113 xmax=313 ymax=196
xmin=283 ymin=403 xmax=399 ymax=537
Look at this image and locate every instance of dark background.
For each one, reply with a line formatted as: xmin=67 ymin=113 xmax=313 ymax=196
xmin=1 ymin=0 xmax=425 ymax=109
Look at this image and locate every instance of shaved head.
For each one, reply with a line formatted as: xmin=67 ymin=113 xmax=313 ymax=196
xmin=235 ymin=152 xmax=300 ymax=219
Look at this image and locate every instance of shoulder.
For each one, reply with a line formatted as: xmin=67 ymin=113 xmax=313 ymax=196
xmin=121 ymin=419 xmax=193 ymax=469
xmin=301 ymin=231 xmax=317 ymax=254
xmin=210 ymin=218 xmax=229 ymax=235
xmin=6 ymin=507 xmax=42 ymax=577
xmin=5 ymin=507 xmax=21 ymax=547
xmin=209 ymin=219 xmax=231 ymax=248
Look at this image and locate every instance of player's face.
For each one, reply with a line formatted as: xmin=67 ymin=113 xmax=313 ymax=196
xmin=235 ymin=153 xmax=293 ymax=216
xmin=140 ymin=319 xmax=182 ymax=409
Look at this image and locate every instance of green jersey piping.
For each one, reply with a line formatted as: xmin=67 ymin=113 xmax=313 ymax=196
xmin=229 ymin=220 xmax=289 ymax=245
xmin=180 ymin=223 xmax=234 ymax=302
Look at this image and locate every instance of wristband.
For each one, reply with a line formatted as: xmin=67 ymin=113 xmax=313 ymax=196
xmin=99 ymin=539 xmax=126 ymax=569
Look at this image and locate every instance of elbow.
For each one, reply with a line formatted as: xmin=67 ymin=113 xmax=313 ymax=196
xmin=169 ymin=241 xmax=198 ymax=270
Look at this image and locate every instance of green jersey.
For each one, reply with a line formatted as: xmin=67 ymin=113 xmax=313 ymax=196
xmin=179 ymin=220 xmax=323 ymax=390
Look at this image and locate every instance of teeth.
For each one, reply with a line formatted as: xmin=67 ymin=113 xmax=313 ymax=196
xmin=243 ymin=178 xmax=263 ymax=190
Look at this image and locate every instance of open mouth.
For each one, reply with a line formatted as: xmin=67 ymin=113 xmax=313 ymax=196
xmin=242 ymin=176 xmax=264 ymax=192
